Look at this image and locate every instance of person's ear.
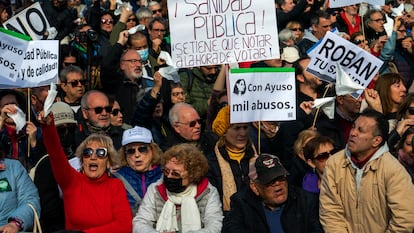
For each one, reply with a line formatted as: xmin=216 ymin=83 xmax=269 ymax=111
xmin=249 ymin=181 xmax=260 ymax=196
xmin=82 ymin=108 xmax=89 ymax=120
xmin=372 ymin=135 xmax=383 ymax=148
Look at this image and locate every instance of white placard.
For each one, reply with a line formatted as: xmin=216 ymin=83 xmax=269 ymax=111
xmin=168 ymin=0 xmax=280 ymax=68
xmin=330 ymin=0 xmax=385 ymax=8
xmin=0 ymin=30 xmax=29 ymax=86
xmin=306 ymin=31 xmax=383 ymax=96
xmin=229 ymin=68 xmax=296 ymax=123
xmin=1 ymin=40 xmax=59 ymax=88
xmin=4 ymin=2 xmax=50 ymax=40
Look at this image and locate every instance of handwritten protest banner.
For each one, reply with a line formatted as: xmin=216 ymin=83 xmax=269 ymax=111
xmin=0 ymin=29 xmax=30 ymax=87
xmin=229 ymin=68 xmax=295 ymax=123
xmin=4 ymin=2 xmax=50 ymax=40
xmin=0 ymin=40 xmax=59 ymax=88
xmin=330 ymin=0 xmax=384 ymax=8
xmin=306 ymin=31 xmax=383 ymax=97
xmin=168 ymin=0 xmax=280 ymax=68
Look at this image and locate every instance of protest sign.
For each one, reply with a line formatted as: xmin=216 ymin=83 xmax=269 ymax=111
xmin=0 ymin=29 xmax=30 ymax=87
xmin=4 ymin=2 xmax=50 ymax=40
xmin=167 ymin=0 xmax=280 ymax=68
xmin=330 ymin=0 xmax=384 ymax=8
xmin=306 ymin=31 xmax=383 ymax=96
xmin=229 ymin=68 xmax=296 ymax=123
xmin=0 ymin=40 xmax=59 ymax=88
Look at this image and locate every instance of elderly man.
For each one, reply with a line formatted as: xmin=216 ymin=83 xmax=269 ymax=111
xmin=223 ymin=153 xmax=322 ymax=233
xmin=320 ymin=109 xmax=414 ymax=232
xmin=59 ymin=65 xmax=86 ymax=113
xmin=74 ymin=90 xmax=123 ymax=150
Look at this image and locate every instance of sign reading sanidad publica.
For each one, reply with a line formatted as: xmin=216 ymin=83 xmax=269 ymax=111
xmin=229 ymin=68 xmax=296 ymax=123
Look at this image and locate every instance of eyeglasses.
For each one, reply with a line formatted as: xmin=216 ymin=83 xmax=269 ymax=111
xmin=122 ymin=59 xmax=142 ymax=64
xmin=372 ymin=18 xmax=385 ymax=23
xmin=101 ymin=19 xmax=114 ymax=25
xmin=57 ymin=125 xmax=76 ymax=135
xmin=126 ymin=145 xmax=149 ymax=155
xmin=127 ymin=18 xmax=137 ymax=22
xmin=65 ymin=79 xmax=87 ymax=87
xmin=352 ymin=39 xmax=366 ymax=45
xmin=111 ymin=108 xmax=122 ymax=116
xmin=82 ymin=147 xmax=108 ymax=159
xmin=64 ymin=62 xmax=77 ymax=67
xmin=313 ymin=149 xmax=337 ymax=162
xmin=171 ymin=91 xmax=186 ymax=97
xmin=177 ymin=119 xmax=202 ymax=127
xmin=291 ymin=27 xmax=302 ymax=31
xmin=264 ymin=175 xmax=287 ymax=187
xmin=408 ymin=107 xmax=414 ymax=115
xmin=162 ymin=168 xmax=184 ymax=178
xmin=152 ymin=28 xmax=166 ymax=33
xmin=330 ymin=12 xmax=338 ymax=16
xmin=86 ymin=106 xmax=112 ymax=114
xmin=152 ymin=9 xmax=162 ymax=14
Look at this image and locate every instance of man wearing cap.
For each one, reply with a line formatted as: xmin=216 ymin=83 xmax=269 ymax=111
xmin=319 ymin=109 xmax=414 ymax=232
xmin=222 ymin=153 xmax=322 ymax=233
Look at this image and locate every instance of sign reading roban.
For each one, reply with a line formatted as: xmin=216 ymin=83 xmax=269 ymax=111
xmin=168 ymin=0 xmax=280 ymax=68
xmin=229 ymin=68 xmax=296 ymax=123
xmin=306 ymin=31 xmax=383 ymax=94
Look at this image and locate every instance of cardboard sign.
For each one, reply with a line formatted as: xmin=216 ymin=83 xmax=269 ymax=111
xmin=168 ymin=0 xmax=280 ymax=68
xmin=0 ymin=40 xmax=59 ymax=88
xmin=306 ymin=31 xmax=383 ymax=96
xmin=229 ymin=68 xmax=296 ymax=123
xmin=4 ymin=2 xmax=50 ymax=40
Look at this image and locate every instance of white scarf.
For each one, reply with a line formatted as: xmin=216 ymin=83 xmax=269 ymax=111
xmin=156 ymin=184 xmax=201 ymax=233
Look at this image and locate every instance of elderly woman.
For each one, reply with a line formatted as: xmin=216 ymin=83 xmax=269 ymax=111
xmin=114 ymin=126 xmax=163 ymax=215
xmin=206 ymin=105 xmax=257 ymax=214
xmin=40 ymin=113 xmax=132 ymax=232
xmin=302 ymin=135 xmax=336 ymax=193
xmin=133 ymin=143 xmax=223 ymax=233
xmin=0 ymin=144 xmax=40 ymax=233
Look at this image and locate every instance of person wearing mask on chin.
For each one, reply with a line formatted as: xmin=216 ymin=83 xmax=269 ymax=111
xmin=133 ymin=143 xmax=223 ymax=233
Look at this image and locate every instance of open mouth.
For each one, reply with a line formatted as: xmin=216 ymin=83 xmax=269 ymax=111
xmin=89 ymin=163 xmax=98 ymax=171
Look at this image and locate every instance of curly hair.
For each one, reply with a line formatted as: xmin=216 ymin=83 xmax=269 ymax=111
xmin=118 ymin=142 xmax=162 ymax=167
xmin=162 ymin=143 xmax=208 ymax=184
xmin=75 ymin=133 xmax=117 ymax=169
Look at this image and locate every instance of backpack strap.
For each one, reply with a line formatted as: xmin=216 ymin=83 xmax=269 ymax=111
xmin=112 ymin=172 xmax=142 ymax=203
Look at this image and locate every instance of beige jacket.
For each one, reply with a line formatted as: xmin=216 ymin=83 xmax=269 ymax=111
xmin=320 ymin=145 xmax=414 ymax=233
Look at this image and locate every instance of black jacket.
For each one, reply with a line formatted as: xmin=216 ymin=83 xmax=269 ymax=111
xmin=222 ymin=186 xmax=323 ymax=233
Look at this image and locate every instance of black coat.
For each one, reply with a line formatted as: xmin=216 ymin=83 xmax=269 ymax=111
xmin=222 ymin=185 xmax=323 ymax=233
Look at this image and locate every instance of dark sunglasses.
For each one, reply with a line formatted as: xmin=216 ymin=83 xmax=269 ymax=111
xmin=126 ymin=145 xmax=149 ymax=155
xmin=87 ymin=106 xmax=112 ymax=114
xmin=313 ymin=149 xmax=338 ymax=162
xmin=82 ymin=147 xmax=108 ymax=159
xmin=291 ymin=27 xmax=302 ymax=31
xmin=101 ymin=19 xmax=114 ymax=25
xmin=178 ymin=119 xmax=202 ymax=128
xmin=352 ymin=39 xmax=366 ymax=45
xmin=65 ymin=79 xmax=87 ymax=87
xmin=111 ymin=108 xmax=122 ymax=116
xmin=408 ymin=107 xmax=414 ymax=115
xmin=64 ymin=62 xmax=77 ymax=67
xmin=127 ymin=18 xmax=137 ymax=22
xmin=152 ymin=9 xmax=162 ymax=14
xmin=57 ymin=125 xmax=76 ymax=135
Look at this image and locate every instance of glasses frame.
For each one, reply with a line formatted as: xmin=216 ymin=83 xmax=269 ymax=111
xmin=86 ymin=106 xmax=112 ymax=114
xmin=111 ymin=108 xmax=122 ymax=116
xmin=313 ymin=149 xmax=338 ymax=162
xmin=152 ymin=9 xmax=162 ymax=14
xmin=162 ymin=168 xmax=184 ymax=179
xmin=126 ymin=145 xmax=149 ymax=155
xmin=176 ymin=119 xmax=202 ymax=128
xmin=82 ymin=147 xmax=108 ymax=159
xmin=65 ymin=79 xmax=87 ymax=87
xmin=101 ymin=19 xmax=114 ymax=25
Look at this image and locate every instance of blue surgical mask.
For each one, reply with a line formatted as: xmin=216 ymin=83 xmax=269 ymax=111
xmin=137 ymin=48 xmax=149 ymax=62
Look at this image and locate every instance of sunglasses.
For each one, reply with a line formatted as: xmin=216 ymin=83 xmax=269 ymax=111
xmin=127 ymin=18 xmax=137 ymax=22
xmin=313 ymin=149 xmax=338 ymax=162
xmin=408 ymin=107 xmax=414 ymax=115
xmin=152 ymin=9 xmax=162 ymax=14
xmin=352 ymin=39 xmax=366 ymax=45
xmin=65 ymin=79 xmax=87 ymax=87
xmin=64 ymin=62 xmax=77 ymax=67
xmin=177 ymin=119 xmax=202 ymax=127
xmin=126 ymin=145 xmax=149 ymax=155
xmin=101 ymin=19 xmax=114 ymax=25
xmin=111 ymin=108 xmax=122 ymax=116
xmin=82 ymin=147 xmax=108 ymax=159
xmin=291 ymin=27 xmax=302 ymax=31
xmin=162 ymin=168 xmax=183 ymax=178
xmin=86 ymin=106 xmax=112 ymax=114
